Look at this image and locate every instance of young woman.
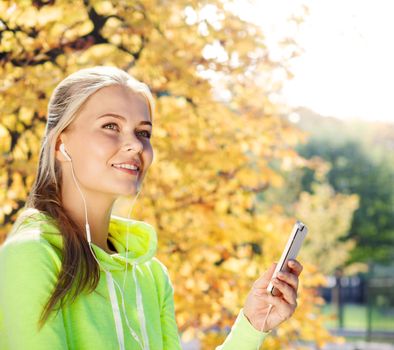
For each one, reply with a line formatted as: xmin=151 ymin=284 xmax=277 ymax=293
xmin=0 ymin=66 xmax=303 ymax=349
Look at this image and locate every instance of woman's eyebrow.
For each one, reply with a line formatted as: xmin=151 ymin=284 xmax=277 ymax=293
xmin=97 ymin=113 xmax=152 ymax=126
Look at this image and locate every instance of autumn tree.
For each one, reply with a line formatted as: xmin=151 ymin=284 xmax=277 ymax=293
xmin=1 ymin=1 xmax=338 ymax=348
xmin=295 ymin=182 xmax=359 ymax=275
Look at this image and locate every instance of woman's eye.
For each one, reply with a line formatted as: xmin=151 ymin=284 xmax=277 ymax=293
xmin=103 ymin=123 xmax=119 ymax=131
xmin=138 ymin=130 xmax=152 ymax=139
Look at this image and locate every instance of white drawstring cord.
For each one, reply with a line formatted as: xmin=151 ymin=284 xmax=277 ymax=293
xmin=133 ymin=264 xmax=150 ymax=349
xmin=105 ymin=271 xmax=126 ymax=350
xmin=111 ymin=269 xmax=145 ymax=350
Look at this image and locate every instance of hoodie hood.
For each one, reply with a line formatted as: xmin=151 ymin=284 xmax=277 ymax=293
xmin=9 ymin=207 xmax=158 ymax=271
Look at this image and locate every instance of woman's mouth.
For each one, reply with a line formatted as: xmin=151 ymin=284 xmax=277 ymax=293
xmin=112 ymin=164 xmax=140 ymax=176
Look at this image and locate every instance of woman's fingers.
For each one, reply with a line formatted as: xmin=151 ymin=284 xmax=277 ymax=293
xmin=264 ymin=290 xmax=296 ymax=313
xmin=271 ymin=277 xmax=297 ymax=307
xmin=276 ymin=270 xmax=299 ymax=291
xmin=287 ymin=259 xmax=303 ymax=277
xmin=254 ymin=260 xmax=302 ymax=291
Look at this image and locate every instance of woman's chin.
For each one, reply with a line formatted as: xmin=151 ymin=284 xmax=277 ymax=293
xmin=116 ymin=183 xmax=141 ymax=197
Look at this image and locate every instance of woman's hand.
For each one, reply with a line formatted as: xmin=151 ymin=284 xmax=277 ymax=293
xmin=243 ymin=259 xmax=303 ymax=332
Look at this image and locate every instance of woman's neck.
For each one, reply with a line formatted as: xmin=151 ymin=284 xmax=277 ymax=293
xmin=61 ymin=185 xmax=116 ymax=253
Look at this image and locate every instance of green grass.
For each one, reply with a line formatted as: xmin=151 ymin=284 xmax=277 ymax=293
xmin=320 ymin=303 xmax=394 ymax=331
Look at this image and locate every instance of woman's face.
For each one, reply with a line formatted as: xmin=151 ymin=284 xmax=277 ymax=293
xmin=56 ymin=85 xmax=154 ymax=198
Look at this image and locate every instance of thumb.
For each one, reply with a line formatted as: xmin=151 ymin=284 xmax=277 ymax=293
xmin=253 ymin=262 xmax=277 ymax=289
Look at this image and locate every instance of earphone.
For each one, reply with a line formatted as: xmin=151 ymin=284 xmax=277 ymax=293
xmin=59 ymin=143 xmax=72 ymax=162
xmin=59 ymin=142 xmax=148 ymax=349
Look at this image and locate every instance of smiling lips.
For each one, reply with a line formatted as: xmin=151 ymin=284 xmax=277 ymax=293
xmin=112 ymin=163 xmax=140 ymax=176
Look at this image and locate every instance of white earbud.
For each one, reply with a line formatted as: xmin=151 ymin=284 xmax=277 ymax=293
xmin=60 ymin=143 xmax=72 ymax=161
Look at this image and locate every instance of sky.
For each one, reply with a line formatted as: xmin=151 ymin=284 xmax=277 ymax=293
xmin=233 ymin=0 xmax=394 ymax=124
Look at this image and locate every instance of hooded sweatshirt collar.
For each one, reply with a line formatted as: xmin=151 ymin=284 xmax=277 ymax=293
xmin=10 ymin=208 xmax=158 ymax=271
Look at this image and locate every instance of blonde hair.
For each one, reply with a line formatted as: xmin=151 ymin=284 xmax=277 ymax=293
xmin=25 ymin=66 xmax=154 ymax=328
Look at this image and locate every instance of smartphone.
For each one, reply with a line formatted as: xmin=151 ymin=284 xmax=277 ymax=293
xmin=267 ymin=221 xmax=308 ymax=297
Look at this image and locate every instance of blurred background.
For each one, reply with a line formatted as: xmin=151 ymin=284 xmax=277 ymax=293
xmin=0 ymin=0 xmax=393 ymax=349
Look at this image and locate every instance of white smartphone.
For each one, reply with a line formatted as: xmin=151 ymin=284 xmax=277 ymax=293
xmin=267 ymin=221 xmax=308 ymax=296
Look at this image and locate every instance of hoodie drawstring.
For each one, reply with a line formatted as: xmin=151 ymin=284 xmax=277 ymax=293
xmin=133 ymin=264 xmax=150 ymax=350
xmin=105 ymin=271 xmax=126 ymax=350
xmin=105 ymin=267 xmax=150 ymax=350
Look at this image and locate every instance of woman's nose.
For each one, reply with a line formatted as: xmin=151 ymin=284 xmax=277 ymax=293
xmin=123 ymin=136 xmax=143 ymax=154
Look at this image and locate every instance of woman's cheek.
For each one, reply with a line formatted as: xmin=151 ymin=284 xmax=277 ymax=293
xmin=94 ymin=134 xmax=120 ymax=155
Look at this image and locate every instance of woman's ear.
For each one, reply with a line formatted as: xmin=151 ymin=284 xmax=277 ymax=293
xmin=55 ymin=135 xmax=68 ymax=162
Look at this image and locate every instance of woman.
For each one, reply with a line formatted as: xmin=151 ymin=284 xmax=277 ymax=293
xmin=0 ymin=66 xmax=303 ymax=349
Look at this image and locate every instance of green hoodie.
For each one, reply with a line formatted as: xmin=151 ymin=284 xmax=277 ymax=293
xmin=0 ymin=208 xmax=267 ymax=349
